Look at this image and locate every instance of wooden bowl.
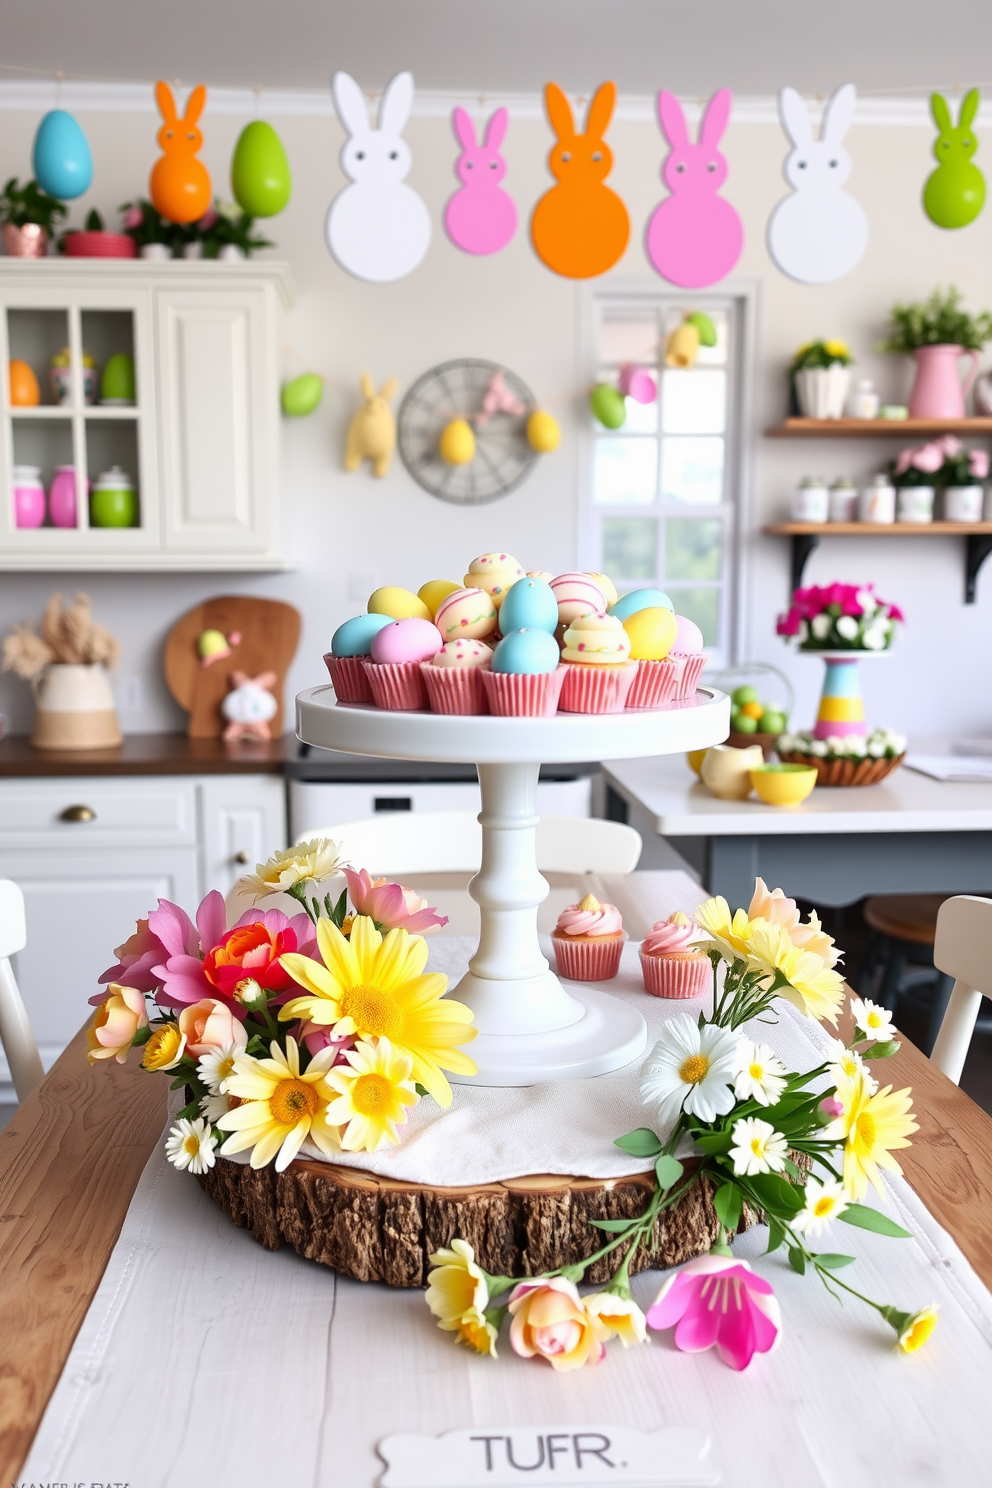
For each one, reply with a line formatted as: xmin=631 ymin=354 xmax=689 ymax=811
xmin=729 ymin=729 xmax=783 ymax=760
xmin=776 ymin=751 xmax=905 ymax=788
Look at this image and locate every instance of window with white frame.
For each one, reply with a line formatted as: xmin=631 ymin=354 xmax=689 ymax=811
xmin=578 ymin=285 xmax=753 ymax=667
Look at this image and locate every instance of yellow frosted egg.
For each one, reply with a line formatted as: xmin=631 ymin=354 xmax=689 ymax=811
xmin=622 ymin=606 xmax=677 ymax=661
xmin=368 ymin=586 xmax=430 ymax=621
xmin=587 ymin=571 xmax=618 ymax=608
xmin=439 ymin=418 xmax=476 ymax=466
xmin=418 ymin=579 xmax=462 ymax=617
xmin=526 ymin=408 xmax=561 ymax=453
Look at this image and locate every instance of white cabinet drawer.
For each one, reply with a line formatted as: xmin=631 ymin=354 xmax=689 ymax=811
xmin=0 ymin=777 xmax=197 ymax=848
xmin=288 ymin=776 xmax=592 ymax=842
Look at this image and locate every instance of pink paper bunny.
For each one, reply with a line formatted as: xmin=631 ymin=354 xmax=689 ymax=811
xmin=444 ymin=106 xmax=517 ymax=256
xmin=646 ymin=88 xmax=744 ymax=288
xmin=475 ymin=369 xmax=526 ymax=429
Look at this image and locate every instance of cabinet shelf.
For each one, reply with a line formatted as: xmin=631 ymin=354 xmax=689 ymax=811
xmin=763 ymin=522 xmax=992 ymax=603
xmin=766 ymin=417 xmax=992 ymax=437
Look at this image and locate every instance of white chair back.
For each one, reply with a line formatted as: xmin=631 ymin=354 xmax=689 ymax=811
xmin=0 ymin=879 xmax=45 ymax=1102
xmin=930 ymin=894 xmax=992 ymax=1084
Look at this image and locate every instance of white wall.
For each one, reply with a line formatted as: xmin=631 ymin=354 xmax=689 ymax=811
xmin=1 ymin=100 xmax=990 ymax=741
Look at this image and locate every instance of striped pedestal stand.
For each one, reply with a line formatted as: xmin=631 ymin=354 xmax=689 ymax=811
xmin=813 ymin=654 xmax=868 ymax=740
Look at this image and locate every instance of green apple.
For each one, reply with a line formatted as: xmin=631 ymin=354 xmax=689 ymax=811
xmin=731 ymin=685 xmax=759 ymax=707
xmin=732 ymin=712 xmax=758 ymax=734
xmin=761 ymin=710 xmax=787 ymax=734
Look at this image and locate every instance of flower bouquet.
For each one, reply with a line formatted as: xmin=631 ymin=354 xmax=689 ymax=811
xmin=790 ymin=339 xmax=854 ymax=419
xmin=890 ymin=435 xmax=989 ymax=522
xmin=776 ymin=583 xmax=903 ymax=653
xmin=777 ymin=726 xmax=907 ymax=786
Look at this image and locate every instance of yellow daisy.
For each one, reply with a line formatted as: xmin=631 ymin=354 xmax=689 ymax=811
xmin=895 ymin=1305 xmax=939 ymax=1354
xmin=141 ymin=1022 xmax=186 ymax=1072
xmin=324 ymin=1037 xmax=419 ymax=1152
xmin=746 ymin=919 xmax=845 ymax=1024
xmin=279 ymin=916 xmax=477 ymax=1107
xmin=827 ymin=1069 xmax=918 ymax=1199
xmin=453 ymin=1308 xmax=500 ymax=1357
xmin=694 ymin=895 xmax=756 ymax=961
xmin=243 ymin=838 xmax=341 ymax=899
xmin=426 ymin=1238 xmax=497 ymax=1353
xmin=217 ymin=1037 xmax=341 ymax=1171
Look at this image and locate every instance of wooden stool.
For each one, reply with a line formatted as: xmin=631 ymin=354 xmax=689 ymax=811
xmin=861 ymin=894 xmax=954 ymax=1052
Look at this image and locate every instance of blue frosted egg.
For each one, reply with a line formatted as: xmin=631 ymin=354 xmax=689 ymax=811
xmin=492 ymin=628 xmax=561 ymax=675
xmin=499 ymin=577 xmax=559 ymax=635
xmin=609 ymin=587 xmax=674 ymax=622
xmin=331 ymin=612 xmax=392 ymax=657
xmin=32 ymin=110 xmax=93 ymax=200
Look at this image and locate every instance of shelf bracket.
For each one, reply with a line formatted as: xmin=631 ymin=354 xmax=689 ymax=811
xmin=790 ymin=532 xmax=819 ymax=593
xmin=965 ymin=533 xmax=992 ymax=604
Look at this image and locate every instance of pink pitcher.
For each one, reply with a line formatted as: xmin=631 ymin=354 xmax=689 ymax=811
xmin=908 ymin=344 xmax=980 ymax=419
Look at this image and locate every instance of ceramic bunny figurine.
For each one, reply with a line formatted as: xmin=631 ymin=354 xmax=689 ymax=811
xmin=345 ymin=372 xmax=400 ymax=478
xmin=150 ymin=81 xmax=212 ymax=224
xmin=924 ymin=89 xmax=986 ymax=229
xmin=531 ymin=82 xmax=630 ymax=278
xmin=767 ymin=83 xmax=868 ymax=284
xmin=444 ymin=106 xmax=517 ymax=255
xmin=646 ymin=89 xmax=743 ymax=288
xmin=326 ymin=70 xmax=431 ymax=282
xmin=221 ymin=670 xmax=278 ymax=742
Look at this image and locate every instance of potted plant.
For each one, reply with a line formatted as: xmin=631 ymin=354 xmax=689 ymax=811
xmin=890 ymin=435 xmax=989 ymax=522
xmin=194 ymin=201 xmax=274 ymax=260
xmin=878 ymin=285 xmax=992 ymax=418
xmin=120 ymin=198 xmax=180 ymax=259
xmin=1 ymin=592 xmax=122 ymax=750
xmin=0 ymin=176 xmax=67 ymax=257
xmin=60 ymin=207 xmax=136 ymax=259
xmin=789 ymin=339 xmax=854 ymax=419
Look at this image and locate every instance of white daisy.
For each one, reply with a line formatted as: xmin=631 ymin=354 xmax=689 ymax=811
xmin=825 ymin=1038 xmax=878 ymax=1094
xmin=165 ymin=1116 xmax=218 ymax=1175
xmin=734 ymin=1041 xmax=788 ymax=1106
xmin=640 ymin=1014 xmax=742 ymax=1127
xmin=850 ymin=996 xmax=895 ymax=1045
xmin=200 ymin=1091 xmax=231 ymax=1125
xmin=792 ymin=1176 xmax=848 ymax=1237
xmin=198 ymin=1041 xmax=245 ymax=1095
xmin=728 ymin=1117 xmax=789 ymax=1177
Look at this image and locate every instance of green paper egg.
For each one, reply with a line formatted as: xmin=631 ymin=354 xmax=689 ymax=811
xmin=101 ymin=352 xmax=135 ymax=403
xmin=281 ymin=373 xmax=324 ymax=417
xmin=590 ymin=382 xmax=627 ymax=429
xmin=686 ymin=311 xmax=718 ymax=347
xmin=231 ymin=121 xmax=292 ymax=218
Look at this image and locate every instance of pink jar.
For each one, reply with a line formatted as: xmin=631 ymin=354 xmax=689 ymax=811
xmin=48 ymin=465 xmax=78 ymax=528
xmin=12 ymin=464 xmax=46 ymax=528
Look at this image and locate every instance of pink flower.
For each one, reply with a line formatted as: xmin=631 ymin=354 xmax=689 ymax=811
xmin=290 ymin=1019 xmax=356 ymax=1061
xmin=887 ymin=603 xmax=905 ymax=623
xmin=970 ymin=448 xmax=990 ymax=479
xmin=197 ymin=207 xmax=219 ymax=229
xmin=776 ymin=607 xmax=801 ymax=637
xmin=819 ymin=1095 xmax=844 ymax=1119
xmin=508 ymin=1278 xmax=605 ymax=1371
xmin=646 ymin=1253 xmax=781 ymax=1371
xmin=152 ymin=893 xmax=315 ymax=1010
xmin=95 ymin=917 xmax=166 ymax=1000
xmin=122 ymin=205 xmax=144 ymax=229
xmin=937 ymin=434 xmax=962 ymax=457
xmin=86 ymin=984 xmax=149 ymax=1065
xmin=343 ymin=867 xmax=448 ymax=934
xmin=912 ymin=442 xmax=944 ymax=474
xmin=178 ymin=998 xmax=249 ymax=1059
xmin=894 ymin=447 xmax=915 ymax=476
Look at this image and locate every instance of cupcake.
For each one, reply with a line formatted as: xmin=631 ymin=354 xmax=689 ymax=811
xmin=669 ymin=615 xmax=706 ymax=700
xmin=421 ymin=638 xmax=492 ymax=714
xmin=557 ymin=613 xmax=637 ymax=713
xmin=434 ymin=585 xmax=498 ymax=642
xmin=364 ymin=618 xmax=443 ymax=710
xmin=463 ymin=552 xmax=525 ymax=610
xmin=481 ymin=627 xmax=564 ymax=716
xmin=324 ymin=613 xmax=393 ymax=704
xmin=549 ymin=571 xmax=608 ymax=628
xmin=620 ymin=606 xmax=680 ymax=710
xmin=639 ymin=911 xmax=710 ymax=999
xmin=552 ymin=894 xmax=625 ymax=981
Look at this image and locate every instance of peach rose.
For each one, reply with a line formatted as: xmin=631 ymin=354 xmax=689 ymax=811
xmin=87 ymin=984 xmax=149 ymax=1066
xmin=178 ymin=998 xmax=249 ymax=1060
xmin=508 ymin=1277 xmax=605 ymax=1371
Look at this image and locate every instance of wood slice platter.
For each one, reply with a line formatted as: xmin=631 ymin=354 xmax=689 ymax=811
xmin=198 ymin=1155 xmax=759 ymax=1288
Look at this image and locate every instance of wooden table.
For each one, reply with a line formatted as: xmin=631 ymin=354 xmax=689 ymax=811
xmin=2 ymin=870 xmax=991 ymax=1484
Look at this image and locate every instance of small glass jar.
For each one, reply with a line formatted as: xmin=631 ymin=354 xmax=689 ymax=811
xmin=849 ymin=379 xmax=880 ymax=420
xmin=858 ymin=474 xmax=895 ymax=524
xmin=792 ymin=477 xmax=829 ymax=522
xmin=896 ymin=485 xmax=935 ymax=524
xmin=828 ymin=477 xmax=858 ymax=523
xmin=12 ymin=464 xmax=45 ymax=529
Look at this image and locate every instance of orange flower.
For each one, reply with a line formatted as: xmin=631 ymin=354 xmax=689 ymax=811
xmin=508 ymin=1278 xmax=604 ymax=1371
xmin=178 ymin=998 xmax=248 ymax=1059
xmin=87 ymin=984 xmax=148 ymax=1065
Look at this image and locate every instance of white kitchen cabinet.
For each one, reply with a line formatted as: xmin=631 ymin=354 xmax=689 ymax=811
xmin=0 ymin=259 xmax=294 ymax=571
xmin=200 ymin=775 xmax=288 ymax=895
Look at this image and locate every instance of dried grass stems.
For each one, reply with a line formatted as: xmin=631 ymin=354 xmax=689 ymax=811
xmin=1 ymin=592 xmax=121 ymax=682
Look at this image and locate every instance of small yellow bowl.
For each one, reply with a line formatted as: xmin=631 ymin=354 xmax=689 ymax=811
xmin=750 ymin=762 xmax=817 ymax=806
xmin=687 ymin=748 xmax=708 ymax=777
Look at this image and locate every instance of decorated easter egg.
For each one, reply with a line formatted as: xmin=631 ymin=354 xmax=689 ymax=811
xmin=587 ymin=572 xmax=618 ymax=608
xmin=672 ymin=614 xmax=704 ymax=654
xmin=198 ymin=629 xmax=231 ymax=662
xmin=526 ymin=409 xmax=561 ymax=453
xmin=8 ymin=359 xmax=40 ymax=407
xmin=527 ymin=570 xmax=555 ymax=583
xmin=562 ymin=612 xmax=631 ymax=664
xmin=370 ymin=617 xmax=443 ymax=665
xmin=609 ymin=587 xmax=674 ymax=622
xmin=686 ymin=311 xmax=718 ymax=347
xmin=492 ymin=627 xmax=561 ymax=675
xmin=418 ymin=579 xmax=462 ymax=617
xmin=101 ymin=353 xmax=136 ymax=403
xmin=231 ymin=120 xmax=292 ymax=217
xmin=368 ymin=586 xmax=431 ymax=621
xmin=499 ymin=576 xmax=559 ymax=635
xmin=621 ymin=606 xmax=678 ymax=661
xmin=464 ymin=552 xmax=525 ymax=607
xmin=432 ymin=638 xmax=492 ymax=669
xmin=439 ymin=418 xmax=476 ymax=465
xmin=589 ymin=383 xmax=626 ymax=429
xmin=331 ymin=612 xmax=393 ymax=657
xmin=617 ymin=366 xmax=657 ymax=404
xmin=32 ymin=109 xmax=93 ymax=199
xmin=281 ymin=373 xmax=324 ymax=417
xmin=550 ymin=571 xmax=607 ymax=626
xmin=434 ymin=586 xmax=498 ymax=641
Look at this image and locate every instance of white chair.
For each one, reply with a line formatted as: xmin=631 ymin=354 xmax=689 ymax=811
xmin=0 ymin=880 xmax=45 ymax=1102
xmin=930 ymin=894 xmax=992 ymax=1084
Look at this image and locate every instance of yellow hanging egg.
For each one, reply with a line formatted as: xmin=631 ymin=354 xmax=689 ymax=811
xmin=439 ymin=418 xmax=476 ymax=466
xmin=665 ymin=323 xmax=700 ymax=368
xmin=526 ymin=408 xmax=561 ymax=453
xmin=368 ymin=586 xmax=431 ymax=621
xmin=418 ymin=579 xmax=462 ymax=617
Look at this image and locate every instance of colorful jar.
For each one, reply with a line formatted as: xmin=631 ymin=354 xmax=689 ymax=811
xmin=89 ymin=466 xmax=137 ymax=528
xmin=48 ymin=465 xmax=78 ymax=528
xmin=12 ymin=464 xmax=45 ymax=528
xmin=858 ymin=475 xmax=896 ymax=524
xmin=50 ymin=348 xmax=97 ymax=406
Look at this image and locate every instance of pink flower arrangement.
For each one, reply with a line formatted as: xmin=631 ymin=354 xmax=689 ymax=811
xmin=646 ymin=1253 xmax=782 ymax=1371
xmin=343 ymin=867 xmax=448 ymax=935
xmin=892 ymin=435 xmax=990 ymax=486
xmin=776 ymin=582 xmax=903 ymax=648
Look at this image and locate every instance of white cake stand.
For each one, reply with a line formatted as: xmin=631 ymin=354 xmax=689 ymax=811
xmin=296 ymin=685 xmax=730 ymax=1085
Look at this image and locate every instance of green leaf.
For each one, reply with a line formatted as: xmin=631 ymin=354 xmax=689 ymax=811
xmin=838 ymin=1203 xmax=912 ymax=1239
xmin=814 ymin=1253 xmax=856 ymax=1270
xmin=588 ymin=1217 xmax=639 ymax=1233
xmin=414 ymin=1082 xmax=429 ymax=1098
xmin=614 ymin=1128 xmax=663 ymax=1158
xmin=782 ymin=1158 xmax=805 ymax=1182
xmin=692 ymin=1130 xmax=734 ymax=1155
xmin=765 ymin=1221 xmax=785 ymax=1254
xmin=748 ymin=1173 xmax=804 ymax=1213
xmin=788 ymin=1246 xmax=806 ymax=1275
xmin=130 ymin=1024 xmax=153 ymax=1047
xmin=713 ymin=1182 xmax=743 ymax=1231
xmin=175 ymin=1099 xmax=200 ymax=1122
xmin=655 ymin=1154 xmax=684 ymax=1191
xmin=867 ymin=1039 xmax=900 ymax=1059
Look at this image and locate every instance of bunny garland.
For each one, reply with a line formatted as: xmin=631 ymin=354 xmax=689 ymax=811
xmin=924 ymin=89 xmax=986 ymax=229
xmin=767 ymin=83 xmax=868 ymax=284
xmin=326 ymin=71 xmax=431 ymax=282
xmin=150 ymin=82 xmax=212 ymax=224
xmin=646 ymin=89 xmax=743 ymax=288
xmin=444 ymin=107 xmax=517 ymax=255
xmin=531 ymin=82 xmax=630 ymax=279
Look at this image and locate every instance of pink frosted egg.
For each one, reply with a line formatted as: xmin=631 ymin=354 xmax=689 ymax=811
xmin=672 ymin=614 xmax=704 ymax=654
xmin=617 ymin=365 xmax=657 ymax=404
xmin=370 ymin=617 xmax=443 ymax=665
xmin=434 ymin=585 xmax=498 ymax=641
xmin=550 ymin=571 xmax=607 ymax=626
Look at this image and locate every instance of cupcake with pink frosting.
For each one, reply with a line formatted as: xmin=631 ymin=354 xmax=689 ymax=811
xmin=421 ymin=637 xmax=492 ymax=714
xmin=551 ymin=894 xmax=625 ymax=981
xmin=669 ymin=616 xmax=706 ymax=700
xmin=639 ymin=911 xmax=710 ymax=999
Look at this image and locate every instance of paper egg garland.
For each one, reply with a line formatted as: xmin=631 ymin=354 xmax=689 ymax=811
xmin=32 ymin=110 xmax=93 ymax=199
xmin=231 ymin=120 xmax=292 ymax=218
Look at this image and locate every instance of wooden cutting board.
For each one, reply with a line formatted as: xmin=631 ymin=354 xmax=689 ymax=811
xmin=163 ymin=595 xmax=301 ymax=739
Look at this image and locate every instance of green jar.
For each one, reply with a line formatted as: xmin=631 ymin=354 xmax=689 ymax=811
xmin=90 ymin=466 xmax=137 ymax=528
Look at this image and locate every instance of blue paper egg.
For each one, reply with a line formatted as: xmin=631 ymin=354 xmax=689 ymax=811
xmin=32 ymin=110 xmax=93 ymax=200
xmin=331 ymin=613 xmax=392 ymax=657
xmin=492 ymin=628 xmax=561 ymax=675
xmin=499 ymin=577 xmax=559 ymax=635
xmin=609 ymin=587 xmax=675 ymax=622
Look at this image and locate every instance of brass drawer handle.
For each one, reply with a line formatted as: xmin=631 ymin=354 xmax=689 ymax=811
xmin=60 ymin=804 xmax=97 ymax=823
xmin=234 ymin=850 xmax=250 ymax=865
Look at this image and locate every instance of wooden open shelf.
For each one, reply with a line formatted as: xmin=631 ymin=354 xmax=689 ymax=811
xmin=763 ymin=522 xmax=992 ymax=602
xmin=766 ymin=417 xmax=992 ymax=437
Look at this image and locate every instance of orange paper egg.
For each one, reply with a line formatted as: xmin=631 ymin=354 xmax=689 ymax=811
xmin=8 ymin=359 xmax=40 ymax=407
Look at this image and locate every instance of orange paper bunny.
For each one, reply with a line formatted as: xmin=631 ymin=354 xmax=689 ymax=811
xmin=150 ymin=81 xmax=212 ymax=223
xmin=531 ymin=82 xmax=630 ymax=279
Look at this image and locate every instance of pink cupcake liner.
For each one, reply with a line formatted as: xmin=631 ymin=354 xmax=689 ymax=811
xmin=553 ymin=932 xmax=626 ymax=982
xmin=362 ymin=659 xmax=429 ymax=710
xmin=625 ymin=658 xmax=679 ymax=710
xmin=323 ymin=653 xmax=374 ymax=705
xmin=672 ymin=652 xmax=706 ymax=700
xmin=481 ymin=667 xmax=565 ymax=717
xmin=420 ymin=659 xmax=490 ymax=715
xmin=557 ymin=661 xmax=638 ymax=714
xmin=640 ymin=950 xmax=711 ymax=999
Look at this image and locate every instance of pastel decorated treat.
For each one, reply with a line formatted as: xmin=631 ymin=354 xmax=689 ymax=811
xmin=324 ymin=612 xmax=393 ymax=703
xmin=498 ymin=576 xmax=559 ymax=635
xmin=670 ymin=614 xmax=707 ymax=700
xmin=550 ymin=571 xmax=608 ymax=626
xmin=587 ymin=571 xmax=619 ymax=608
xmin=558 ymin=613 xmax=637 ymax=714
xmin=526 ymin=569 xmax=555 ymax=583
xmin=482 ymin=627 xmax=564 ymax=716
xmin=364 ymin=617 xmax=443 ymax=710
xmin=609 ymin=586 xmax=675 ymax=622
xmin=551 ymin=893 xmax=625 ymax=981
xmin=368 ymin=585 xmax=432 ymax=622
xmin=463 ymin=552 xmax=525 ymax=608
xmin=421 ymin=637 xmax=492 ymax=715
xmin=621 ymin=606 xmax=681 ymax=709
xmin=432 ymin=638 xmax=492 ymax=669
xmin=331 ymin=613 xmax=393 ymax=656
xmin=434 ymin=585 xmax=498 ymax=642
xmin=639 ymin=910 xmax=710 ymax=999
xmin=418 ymin=578 xmax=462 ymax=617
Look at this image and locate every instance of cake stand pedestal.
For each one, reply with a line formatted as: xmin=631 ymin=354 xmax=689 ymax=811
xmin=296 ymin=686 xmax=730 ymax=1085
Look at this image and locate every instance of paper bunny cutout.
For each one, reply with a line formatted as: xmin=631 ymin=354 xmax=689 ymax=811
xmin=531 ymin=82 xmax=630 ymax=279
xmin=150 ymin=81 xmax=212 ymax=224
xmin=924 ymin=89 xmax=986 ymax=229
xmin=645 ymin=89 xmax=743 ymax=288
xmin=475 ymin=369 xmax=526 ymax=429
xmin=221 ymin=670 xmax=278 ymax=742
xmin=767 ymin=83 xmax=868 ymax=284
xmin=326 ymin=71 xmax=431 ymax=282
xmin=345 ymin=372 xmax=399 ymax=477
xmin=444 ymin=107 xmax=517 ymax=255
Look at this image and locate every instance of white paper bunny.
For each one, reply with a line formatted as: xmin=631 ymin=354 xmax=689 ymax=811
xmin=767 ymin=83 xmax=868 ymax=284
xmin=326 ymin=70 xmax=431 ymax=282
xmin=221 ymin=670 xmax=278 ymax=742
